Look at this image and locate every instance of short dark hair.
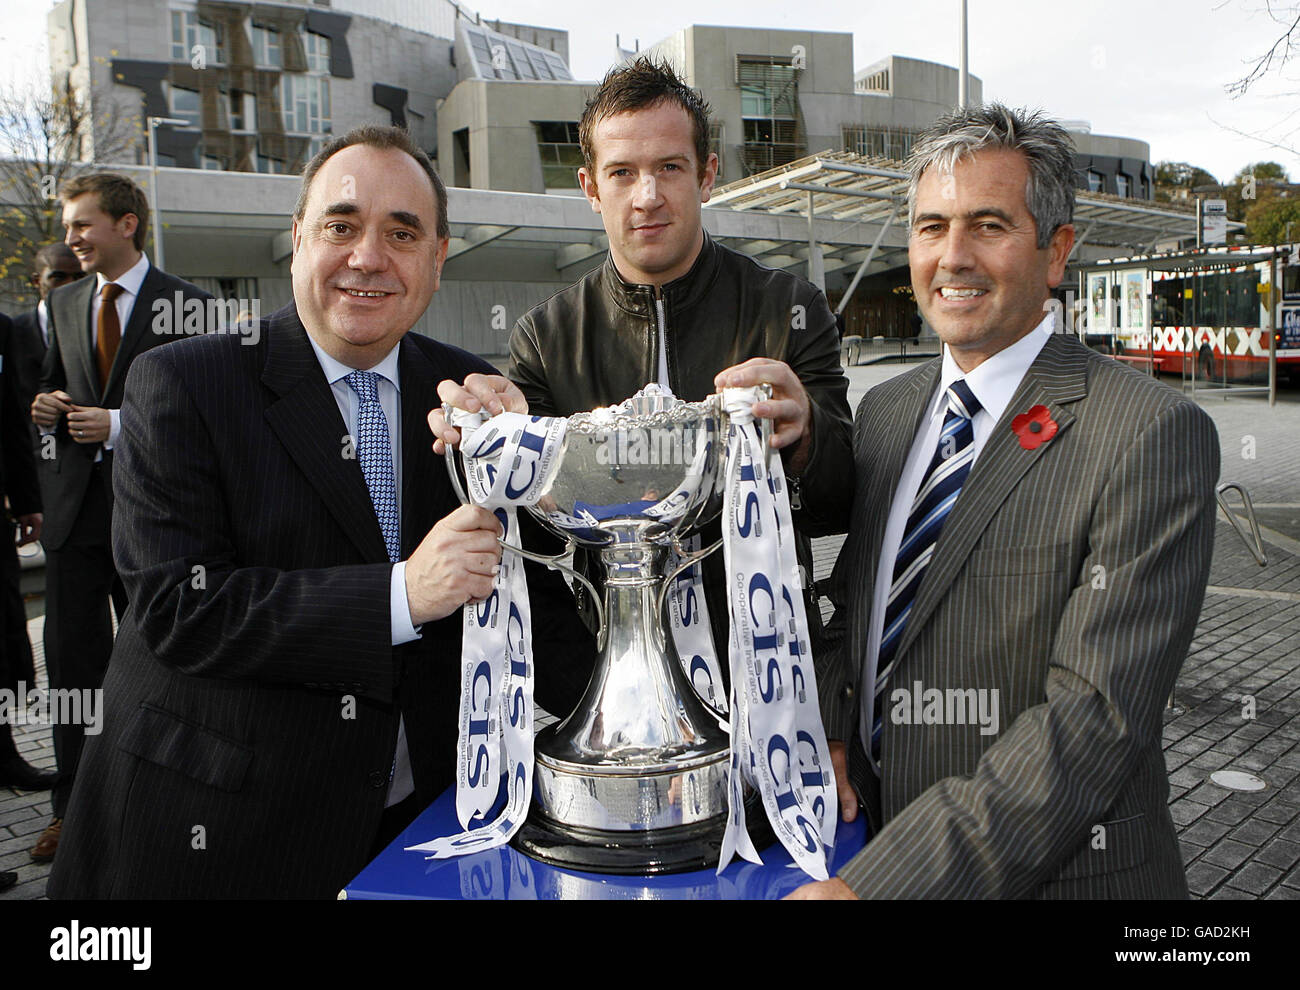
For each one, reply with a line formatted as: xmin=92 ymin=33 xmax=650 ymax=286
xmin=33 ymin=241 xmax=78 ymax=273
xmin=59 ymin=173 xmax=150 ymax=252
xmin=579 ymin=56 xmax=712 ymax=182
xmin=294 ymin=124 xmax=449 ymax=239
xmin=905 ymin=103 xmax=1076 ymax=249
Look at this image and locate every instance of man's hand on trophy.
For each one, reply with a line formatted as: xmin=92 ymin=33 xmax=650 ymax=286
xmin=783 ymin=877 xmax=859 ymax=900
xmin=405 ymin=505 xmax=504 ymax=624
xmin=428 ymin=374 xmax=530 ymax=455
xmin=714 ymin=358 xmax=812 ymax=474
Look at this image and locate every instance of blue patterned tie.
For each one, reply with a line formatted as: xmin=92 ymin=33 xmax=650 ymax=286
xmin=872 ymin=379 xmax=982 ymax=758
xmin=345 ymin=370 xmax=401 ymax=564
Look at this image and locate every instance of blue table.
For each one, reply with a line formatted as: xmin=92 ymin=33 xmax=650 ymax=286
xmin=344 ymin=788 xmax=867 ymax=900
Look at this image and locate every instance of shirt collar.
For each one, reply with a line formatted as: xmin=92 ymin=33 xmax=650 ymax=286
xmin=96 ymin=252 xmax=150 ymax=299
xmin=936 ymin=314 xmax=1053 ymax=425
xmin=37 ymin=299 xmax=48 ymax=334
xmin=305 ymin=331 xmax=403 ymax=392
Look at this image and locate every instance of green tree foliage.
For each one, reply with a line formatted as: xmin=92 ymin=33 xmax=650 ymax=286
xmin=1154 ymin=161 xmax=1220 ymax=203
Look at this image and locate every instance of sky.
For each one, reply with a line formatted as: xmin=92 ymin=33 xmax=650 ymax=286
xmin=2 ymin=0 xmax=1298 ymax=183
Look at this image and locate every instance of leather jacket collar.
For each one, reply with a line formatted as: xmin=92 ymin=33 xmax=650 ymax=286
xmin=600 ymin=229 xmax=721 ymax=317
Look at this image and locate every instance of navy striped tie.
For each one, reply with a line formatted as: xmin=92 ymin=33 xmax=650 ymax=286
xmin=872 ymin=379 xmax=982 ymax=758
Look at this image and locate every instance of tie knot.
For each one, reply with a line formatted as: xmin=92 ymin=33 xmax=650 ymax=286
xmin=101 ymin=282 xmax=124 ymax=302
xmin=345 ymin=369 xmax=380 ymax=402
xmin=946 ymin=379 xmax=981 ymax=421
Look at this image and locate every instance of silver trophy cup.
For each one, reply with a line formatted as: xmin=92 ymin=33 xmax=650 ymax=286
xmin=447 ymin=388 xmax=771 ymax=873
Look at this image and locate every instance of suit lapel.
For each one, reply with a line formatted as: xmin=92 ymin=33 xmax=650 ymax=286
xmin=102 ymin=265 xmax=165 ymax=400
xmin=397 ymin=335 xmax=445 ymax=559
xmin=57 ymin=275 xmax=98 ymax=392
xmin=261 ymin=305 xmax=389 ymax=563
xmin=845 ymin=362 xmax=941 ymax=666
xmin=892 ymin=334 xmax=1087 ymax=662
xmin=857 ymin=363 xmax=939 ymax=595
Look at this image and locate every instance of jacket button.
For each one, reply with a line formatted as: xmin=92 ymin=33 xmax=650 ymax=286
xmin=369 ymin=771 xmax=386 ymax=788
xmin=842 ymin=685 xmax=855 ymax=702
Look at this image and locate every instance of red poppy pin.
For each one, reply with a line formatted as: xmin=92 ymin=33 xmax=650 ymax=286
xmin=1011 ymin=405 xmax=1058 ymax=451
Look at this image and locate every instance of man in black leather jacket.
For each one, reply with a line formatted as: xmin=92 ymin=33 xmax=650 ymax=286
xmin=431 ymin=57 xmax=852 ymax=692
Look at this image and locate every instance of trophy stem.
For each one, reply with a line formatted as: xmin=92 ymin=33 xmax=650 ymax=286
xmin=516 ymin=542 xmax=739 ymax=873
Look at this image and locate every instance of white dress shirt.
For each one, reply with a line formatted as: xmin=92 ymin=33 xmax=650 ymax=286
xmin=95 ymin=251 xmax=150 ymax=451
xmin=859 ymin=315 xmax=1054 ymax=751
xmin=305 ymin=334 xmax=417 ymax=807
xmin=37 ymin=299 xmax=50 ymax=346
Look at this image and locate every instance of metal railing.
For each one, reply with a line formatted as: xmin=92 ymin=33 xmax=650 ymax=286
xmin=840 ymin=335 xmax=941 ymax=366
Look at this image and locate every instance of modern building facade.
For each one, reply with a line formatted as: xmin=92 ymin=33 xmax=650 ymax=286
xmin=439 ymin=24 xmax=1153 ymax=201
xmin=8 ymin=5 xmax=1184 ymax=351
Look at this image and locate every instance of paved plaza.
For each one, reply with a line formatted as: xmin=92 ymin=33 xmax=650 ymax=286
xmin=3 ymin=357 xmax=1299 ymax=899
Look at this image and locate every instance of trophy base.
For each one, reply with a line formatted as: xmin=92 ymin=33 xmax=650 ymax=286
xmin=511 ymin=794 xmax=776 ymax=876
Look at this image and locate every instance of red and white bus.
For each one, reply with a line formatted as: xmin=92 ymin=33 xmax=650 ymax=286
xmin=1076 ymin=244 xmax=1300 ymax=384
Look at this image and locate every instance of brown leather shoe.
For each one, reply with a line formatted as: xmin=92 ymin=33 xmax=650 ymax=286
xmin=29 ymin=818 xmax=61 ymax=862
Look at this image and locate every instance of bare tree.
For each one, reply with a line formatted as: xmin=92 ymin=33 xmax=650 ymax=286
xmin=0 ymin=73 xmax=139 ymax=298
xmin=1226 ymin=1 xmax=1300 ymax=97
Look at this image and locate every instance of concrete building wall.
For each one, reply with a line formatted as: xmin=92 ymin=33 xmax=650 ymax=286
xmin=856 ymin=56 xmax=983 ymax=131
xmin=438 ymin=79 xmax=590 ymax=192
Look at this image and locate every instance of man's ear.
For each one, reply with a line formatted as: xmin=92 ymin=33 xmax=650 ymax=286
xmin=430 ymin=235 xmax=450 ymax=292
xmin=578 ymin=167 xmax=602 ymax=214
xmin=1045 ymin=223 xmax=1075 ymax=288
xmin=118 ymin=212 xmax=139 ymax=243
xmin=699 ymin=152 xmax=719 ymax=204
xmin=290 ymin=217 xmax=301 ymax=258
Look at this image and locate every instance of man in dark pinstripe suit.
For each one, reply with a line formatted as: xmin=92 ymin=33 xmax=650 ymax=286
xmin=49 ymin=126 xmax=593 ymax=898
xmin=790 ymin=105 xmax=1218 ymax=899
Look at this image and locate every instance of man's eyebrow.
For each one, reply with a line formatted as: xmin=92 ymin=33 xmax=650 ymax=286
xmin=913 ymin=208 xmax=1016 ymax=224
xmin=389 ymin=210 xmax=424 ymax=231
xmin=316 ymin=204 xmax=424 ymax=232
xmin=602 ymin=153 xmax=690 ymax=170
xmin=964 ymin=207 xmax=1015 ymax=223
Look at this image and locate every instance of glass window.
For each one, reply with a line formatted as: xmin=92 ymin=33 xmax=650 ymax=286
xmin=1087 ymin=171 xmax=1105 ymax=193
xmin=281 ymin=76 xmax=331 ymax=134
xmin=303 ymin=31 xmax=331 ymax=73
xmin=252 ymin=24 xmax=283 ymax=68
xmin=255 ymin=145 xmax=285 ymax=174
xmin=170 ymin=85 xmax=201 ymax=128
xmin=534 ymin=121 xmax=582 ymax=189
xmin=228 ymin=90 xmax=249 ymax=130
xmin=171 ymin=11 xmax=225 ymax=64
xmin=1116 ymin=174 xmax=1131 ymax=198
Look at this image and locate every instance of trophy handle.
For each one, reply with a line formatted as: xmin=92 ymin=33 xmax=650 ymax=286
xmin=655 ymin=536 xmax=724 ymax=622
xmin=441 ymin=405 xmax=607 ymax=635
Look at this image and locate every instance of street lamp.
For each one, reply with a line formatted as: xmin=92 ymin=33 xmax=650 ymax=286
xmin=146 ymin=116 xmax=188 ymax=272
xmin=958 ymin=0 xmax=969 ymax=109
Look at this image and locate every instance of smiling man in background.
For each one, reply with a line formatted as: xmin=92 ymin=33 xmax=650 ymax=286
xmin=28 ymin=174 xmax=210 ymax=864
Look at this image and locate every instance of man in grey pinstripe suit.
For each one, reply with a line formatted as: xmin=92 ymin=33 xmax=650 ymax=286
xmin=790 ymin=105 xmax=1218 ymax=899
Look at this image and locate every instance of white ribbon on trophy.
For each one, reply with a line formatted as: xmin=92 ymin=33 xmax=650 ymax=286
xmin=665 ymin=536 xmax=727 ymax=713
xmin=410 ymin=390 xmax=835 ymax=880
xmin=405 ymin=412 xmax=566 ymax=857
xmin=716 ymin=387 xmax=836 ymax=879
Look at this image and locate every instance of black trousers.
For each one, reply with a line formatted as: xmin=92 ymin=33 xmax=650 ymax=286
xmin=43 ymin=467 xmax=127 ymax=817
xmin=0 ymin=520 xmax=35 ymax=761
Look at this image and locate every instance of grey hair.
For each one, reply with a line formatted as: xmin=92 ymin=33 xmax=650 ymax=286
xmin=905 ymin=103 xmax=1076 ymax=249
